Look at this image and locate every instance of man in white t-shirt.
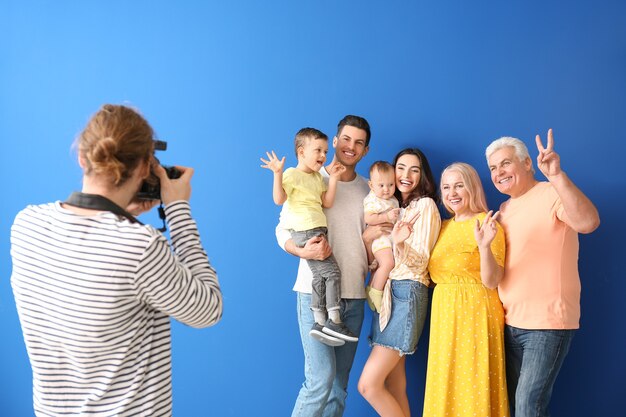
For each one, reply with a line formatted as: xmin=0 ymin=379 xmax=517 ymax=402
xmin=276 ymin=115 xmax=384 ymax=417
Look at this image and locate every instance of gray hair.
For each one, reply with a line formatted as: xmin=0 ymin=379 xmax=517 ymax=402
xmin=485 ymin=136 xmax=535 ymax=174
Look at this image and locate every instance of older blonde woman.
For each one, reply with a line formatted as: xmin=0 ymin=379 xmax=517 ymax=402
xmin=423 ymin=162 xmax=509 ymax=417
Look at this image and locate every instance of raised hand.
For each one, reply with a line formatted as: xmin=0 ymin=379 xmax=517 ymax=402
xmin=391 ymin=211 xmax=420 ymax=245
xmin=474 ymin=210 xmax=499 ymax=249
xmin=260 ymin=151 xmax=285 ymax=174
xmin=535 ymin=128 xmax=562 ymax=179
xmin=327 ymin=160 xmax=347 ymax=179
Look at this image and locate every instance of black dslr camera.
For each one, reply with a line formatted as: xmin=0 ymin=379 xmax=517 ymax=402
xmin=137 ymin=140 xmax=182 ymax=200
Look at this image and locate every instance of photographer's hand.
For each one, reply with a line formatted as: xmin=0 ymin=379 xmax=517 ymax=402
xmin=126 ymin=199 xmax=160 ymax=216
xmin=155 ymin=163 xmax=194 ymax=205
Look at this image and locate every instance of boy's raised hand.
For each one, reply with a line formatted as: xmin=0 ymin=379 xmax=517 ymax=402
xmin=260 ymin=151 xmax=285 ymax=173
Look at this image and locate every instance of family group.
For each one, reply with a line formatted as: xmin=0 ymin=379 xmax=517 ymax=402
xmin=262 ymin=115 xmax=599 ymax=417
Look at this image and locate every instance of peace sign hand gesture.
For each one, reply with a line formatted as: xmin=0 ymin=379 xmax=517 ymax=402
xmin=474 ymin=210 xmax=499 ymax=250
xmin=260 ymin=151 xmax=285 ymax=174
xmin=535 ymin=128 xmax=562 ymax=179
xmin=391 ymin=211 xmax=421 ymax=245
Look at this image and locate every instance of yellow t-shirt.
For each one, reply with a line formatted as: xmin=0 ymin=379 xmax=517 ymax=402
xmin=282 ymin=167 xmax=327 ymax=231
xmin=498 ymin=181 xmax=581 ymax=329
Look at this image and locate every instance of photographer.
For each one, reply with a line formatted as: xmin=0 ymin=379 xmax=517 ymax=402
xmin=10 ymin=104 xmax=222 ymax=417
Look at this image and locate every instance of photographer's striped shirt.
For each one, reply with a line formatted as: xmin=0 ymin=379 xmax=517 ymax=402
xmin=11 ymin=200 xmax=222 ymax=417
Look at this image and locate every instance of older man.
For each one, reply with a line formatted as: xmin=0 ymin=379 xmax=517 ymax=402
xmin=486 ymin=129 xmax=600 ymax=417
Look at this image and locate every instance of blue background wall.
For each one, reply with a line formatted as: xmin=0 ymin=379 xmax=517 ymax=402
xmin=1 ymin=1 xmax=624 ymax=415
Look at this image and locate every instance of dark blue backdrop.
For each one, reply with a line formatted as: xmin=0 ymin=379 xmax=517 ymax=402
xmin=1 ymin=1 xmax=624 ymax=416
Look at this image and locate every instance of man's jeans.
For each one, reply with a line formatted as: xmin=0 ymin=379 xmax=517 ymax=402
xmin=291 ymin=228 xmax=342 ymax=311
xmin=292 ymin=292 xmax=364 ymax=417
xmin=505 ymin=325 xmax=576 ymax=417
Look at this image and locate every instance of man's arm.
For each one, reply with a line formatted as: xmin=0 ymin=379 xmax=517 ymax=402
xmin=536 ymin=129 xmax=600 ymax=234
xmin=275 ymin=214 xmax=331 ymax=261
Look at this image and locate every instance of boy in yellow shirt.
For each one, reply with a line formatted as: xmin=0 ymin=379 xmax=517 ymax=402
xmin=261 ymin=128 xmax=358 ymax=346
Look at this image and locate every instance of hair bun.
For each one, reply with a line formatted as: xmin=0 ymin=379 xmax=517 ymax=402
xmin=89 ymin=136 xmax=124 ymax=184
xmin=76 ymin=104 xmax=154 ymax=186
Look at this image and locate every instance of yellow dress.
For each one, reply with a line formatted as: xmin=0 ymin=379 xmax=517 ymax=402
xmin=423 ymin=213 xmax=509 ymax=417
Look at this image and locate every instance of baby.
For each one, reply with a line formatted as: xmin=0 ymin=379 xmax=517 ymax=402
xmin=363 ymin=161 xmax=400 ymax=312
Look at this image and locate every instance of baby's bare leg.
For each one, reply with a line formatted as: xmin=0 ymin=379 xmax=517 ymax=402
xmin=371 ymin=247 xmax=394 ymax=290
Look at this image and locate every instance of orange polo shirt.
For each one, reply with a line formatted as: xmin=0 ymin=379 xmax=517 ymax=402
xmin=498 ymin=182 xmax=580 ymax=330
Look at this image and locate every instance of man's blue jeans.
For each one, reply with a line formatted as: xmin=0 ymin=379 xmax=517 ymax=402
xmin=505 ymin=325 xmax=576 ymax=417
xmin=292 ymin=292 xmax=364 ymax=417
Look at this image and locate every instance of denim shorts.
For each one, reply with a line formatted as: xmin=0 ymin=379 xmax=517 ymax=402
xmin=370 ymin=280 xmax=429 ymax=356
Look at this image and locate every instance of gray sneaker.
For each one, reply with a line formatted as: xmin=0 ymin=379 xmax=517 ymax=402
xmin=322 ymin=319 xmax=359 ymax=343
xmin=310 ymin=323 xmax=345 ymax=346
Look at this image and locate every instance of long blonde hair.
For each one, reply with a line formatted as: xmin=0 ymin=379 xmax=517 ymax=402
xmin=440 ymin=162 xmax=488 ymax=216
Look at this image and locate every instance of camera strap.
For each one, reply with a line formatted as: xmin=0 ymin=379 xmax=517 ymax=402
xmin=64 ymin=192 xmax=144 ymax=226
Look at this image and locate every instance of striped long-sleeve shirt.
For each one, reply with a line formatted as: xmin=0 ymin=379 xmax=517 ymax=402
xmin=10 ymin=200 xmax=222 ymax=417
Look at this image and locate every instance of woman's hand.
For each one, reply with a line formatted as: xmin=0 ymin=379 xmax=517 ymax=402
xmin=155 ymin=163 xmax=194 ymax=205
xmin=126 ymin=199 xmax=159 ymax=216
xmin=474 ymin=210 xmax=499 ymax=249
xmin=391 ymin=211 xmax=420 ymax=245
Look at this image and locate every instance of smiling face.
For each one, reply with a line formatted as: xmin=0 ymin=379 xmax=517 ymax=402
xmin=395 ymin=154 xmax=422 ymax=200
xmin=297 ymin=138 xmax=329 ymax=173
xmin=332 ymin=125 xmax=369 ymax=168
xmin=441 ymin=170 xmax=472 ymax=218
xmin=369 ymin=168 xmax=396 ymax=200
xmin=488 ymin=146 xmax=534 ymax=198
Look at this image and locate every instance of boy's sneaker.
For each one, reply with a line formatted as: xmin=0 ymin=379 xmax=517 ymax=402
xmin=310 ymin=323 xmax=345 ymax=346
xmin=322 ymin=319 xmax=359 ymax=343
